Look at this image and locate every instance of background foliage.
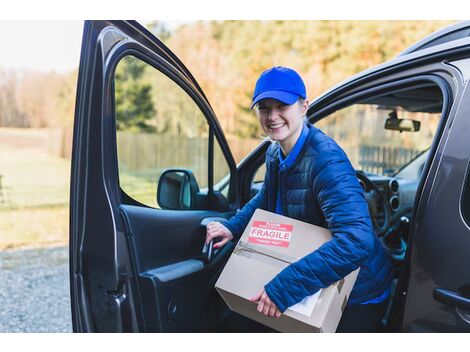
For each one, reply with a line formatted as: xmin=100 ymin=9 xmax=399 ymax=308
xmin=0 ymin=20 xmax=456 ymax=137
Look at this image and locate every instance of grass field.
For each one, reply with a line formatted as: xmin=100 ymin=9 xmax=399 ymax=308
xmin=0 ymin=205 xmax=69 ymax=250
xmin=0 ymin=128 xmax=70 ymax=250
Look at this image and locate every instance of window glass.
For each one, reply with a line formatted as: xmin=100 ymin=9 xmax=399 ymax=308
xmin=315 ymin=104 xmax=441 ymax=178
xmin=225 ymin=135 xmax=265 ymax=165
xmin=253 ymin=163 xmax=266 ymax=183
xmin=214 ymin=137 xmax=230 ymax=185
xmin=114 ymin=55 xmax=211 ymax=208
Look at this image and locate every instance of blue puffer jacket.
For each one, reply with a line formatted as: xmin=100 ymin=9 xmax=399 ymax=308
xmin=223 ymin=122 xmax=393 ymax=312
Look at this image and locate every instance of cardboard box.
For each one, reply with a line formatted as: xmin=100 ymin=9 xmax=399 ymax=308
xmin=215 ymin=209 xmax=359 ymax=333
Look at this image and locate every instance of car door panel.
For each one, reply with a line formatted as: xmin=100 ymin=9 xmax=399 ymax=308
xmin=120 ymin=205 xmax=235 ymax=332
xmin=138 ymin=246 xmax=235 ymax=332
xmin=71 ymin=20 xmax=238 ymax=332
xmin=120 ymin=205 xmax=218 ymax=272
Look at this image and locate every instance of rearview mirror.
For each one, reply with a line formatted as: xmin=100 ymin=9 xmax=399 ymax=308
xmin=157 ymin=169 xmax=200 ymax=210
xmin=384 ymin=111 xmax=420 ymax=132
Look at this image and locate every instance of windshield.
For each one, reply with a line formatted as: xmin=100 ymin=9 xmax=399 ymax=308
xmin=394 ymin=149 xmax=430 ymax=179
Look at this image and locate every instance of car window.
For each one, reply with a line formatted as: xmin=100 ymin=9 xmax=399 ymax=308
xmin=214 ymin=136 xmax=230 ymax=186
xmin=225 ymin=136 xmax=266 ymax=166
xmin=253 ymin=163 xmax=266 ymax=183
xmin=395 ymin=149 xmax=429 ymax=179
xmin=315 ymin=102 xmax=441 ymax=178
xmin=114 ymin=55 xmax=229 ymax=208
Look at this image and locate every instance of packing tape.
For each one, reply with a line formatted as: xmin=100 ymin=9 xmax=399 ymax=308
xmin=235 ymin=240 xmax=301 ymax=264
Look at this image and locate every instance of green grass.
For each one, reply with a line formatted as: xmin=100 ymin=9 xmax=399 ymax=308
xmin=0 ymin=128 xmax=71 ymax=249
xmin=0 ymin=142 xmax=70 ymax=209
xmin=120 ymin=170 xmax=160 ymax=208
xmin=0 ymin=204 xmax=69 ymax=250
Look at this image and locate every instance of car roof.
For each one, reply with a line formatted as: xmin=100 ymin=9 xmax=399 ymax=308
xmin=397 ymin=21 xmax=470 ymax=56
xmin=308 ymin=21 xmax=470 ymax=116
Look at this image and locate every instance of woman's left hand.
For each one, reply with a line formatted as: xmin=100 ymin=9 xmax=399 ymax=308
xmin=250 ymin=289 xmax=282 ymax=318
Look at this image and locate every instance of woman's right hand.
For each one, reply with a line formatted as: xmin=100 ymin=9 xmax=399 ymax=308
xmin=205 ymin=222 xmax=233 ymax=249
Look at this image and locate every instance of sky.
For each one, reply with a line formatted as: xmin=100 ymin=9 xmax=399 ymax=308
xmin=0 ymin=4 xmax=462 ymax=75
xmin=0 ymin=20 xmax=190 ymax=73
xmin=0 ymin=21 xmax=84 ymax=73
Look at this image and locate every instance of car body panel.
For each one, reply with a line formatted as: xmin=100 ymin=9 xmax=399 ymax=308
xmin=398 ymin=21 xmax=470 ymax=56
xmin=400 ymin=63 xmax=470 ymax=331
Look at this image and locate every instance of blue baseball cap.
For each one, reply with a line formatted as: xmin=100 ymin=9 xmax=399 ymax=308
xmin=251 ymin=66 xmax=306 ymax=109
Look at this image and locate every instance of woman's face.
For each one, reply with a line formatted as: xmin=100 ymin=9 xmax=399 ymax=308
xmin=255 ymin=98 xmax=308 ymax=148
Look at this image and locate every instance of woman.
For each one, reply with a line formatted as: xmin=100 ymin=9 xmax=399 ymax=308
xmin=206 ymin=66 xmax=393 ymax=332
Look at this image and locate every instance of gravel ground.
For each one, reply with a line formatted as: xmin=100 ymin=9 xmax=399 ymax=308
xmin=0 ymin=245 xmax=72 ymax=332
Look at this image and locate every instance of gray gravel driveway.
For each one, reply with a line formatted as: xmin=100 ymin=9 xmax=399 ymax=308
xmin=0 ymin=245 xmax=72 ymax=332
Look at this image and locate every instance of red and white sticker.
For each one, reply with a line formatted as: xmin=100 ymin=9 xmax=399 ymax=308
xmin=248 ymin=221 xmax=294 ymax=248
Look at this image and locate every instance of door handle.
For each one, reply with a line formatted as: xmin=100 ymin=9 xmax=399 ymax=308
xmin=433 ymin=285 xmax=470 ymax=311
xmin=201 ymin=217 xmax=227 ymax=263
xmin=202 ymin=239 xmax=216 ymax=263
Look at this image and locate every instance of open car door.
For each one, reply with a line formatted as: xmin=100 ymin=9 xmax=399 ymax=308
xmin=70 ymin=20 xmax=240 ymax=332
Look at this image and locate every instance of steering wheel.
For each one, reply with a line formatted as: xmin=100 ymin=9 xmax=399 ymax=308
xmin=356 ymin=171 xmax=392 ymax=236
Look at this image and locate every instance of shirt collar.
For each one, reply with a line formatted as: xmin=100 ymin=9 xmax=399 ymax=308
xmin=278 ymin=121 xmax=309 ymax=168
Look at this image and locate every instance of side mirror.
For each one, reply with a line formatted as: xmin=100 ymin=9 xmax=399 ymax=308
xmin=157 ymin=169 xmax=200 ymax=210
xmin=384 ymin=111 xmax=420 ymax=132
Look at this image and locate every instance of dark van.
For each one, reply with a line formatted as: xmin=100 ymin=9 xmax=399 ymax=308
xmin=69 ymin=20 xmax=470 ymax=332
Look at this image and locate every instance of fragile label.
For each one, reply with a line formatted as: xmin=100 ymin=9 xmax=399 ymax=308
xmin=248 ymin=221 xmax=293 ymax=248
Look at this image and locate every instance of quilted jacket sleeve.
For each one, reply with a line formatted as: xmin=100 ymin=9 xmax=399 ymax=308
xmin=264 ymin=143 xmax=375 ymax=312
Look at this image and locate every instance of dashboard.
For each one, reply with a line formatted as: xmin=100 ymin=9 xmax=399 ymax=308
xmin=365 ymin=175 xmax=417 ymax=223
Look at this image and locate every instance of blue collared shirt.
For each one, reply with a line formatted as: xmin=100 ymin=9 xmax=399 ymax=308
xmin=275 ymin=121 xmax=309 ymax=215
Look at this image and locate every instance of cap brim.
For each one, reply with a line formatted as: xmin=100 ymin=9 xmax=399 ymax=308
xmin=251 ymin=90 xmax=299 ymax=109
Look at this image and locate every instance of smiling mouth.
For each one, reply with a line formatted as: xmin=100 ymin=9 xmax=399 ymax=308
xmin=268 ymin=123 xmax=286 ymax=130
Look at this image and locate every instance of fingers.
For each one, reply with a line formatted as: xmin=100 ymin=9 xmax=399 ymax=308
xmin=205 ymin=222 xmax=222 ymax=244
xmin=257 ymin=299 xmax=265 ymax=314
xmin=251 ymin=290 xmax=282 ymax=318
xmin=258 ymin=293 xmax=271 ymax=315
xmin=205 ymin=231 xmax=216 ymax=245
xmin=206 ymin=230 xmax=223 ymax=245
xmin=269 ymin=304 xmax=277 ymax=317
xmin=250 ymin=291 xmax=263 ymax=302
xmin=205 ymin=222 xmax=233 ymax=246
xmin=262 ymin=298 xmax=270 ymax=315
xmin=213 ymin=237 xmax=230 ymax=249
